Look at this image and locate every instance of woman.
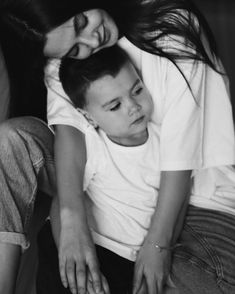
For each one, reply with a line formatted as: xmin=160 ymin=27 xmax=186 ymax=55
xmin=0 ymin=0 xmax=234 ymax=293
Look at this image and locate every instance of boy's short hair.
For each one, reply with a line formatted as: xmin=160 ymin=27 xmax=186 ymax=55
xmin=59 ymin=45 xmax=130 ymax=109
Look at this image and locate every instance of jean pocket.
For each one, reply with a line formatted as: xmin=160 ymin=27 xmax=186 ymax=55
xmin=174 ymin=224 xmax=222 ymax=278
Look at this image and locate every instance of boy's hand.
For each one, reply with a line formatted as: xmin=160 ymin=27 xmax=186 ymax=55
xmin=133 ymin=241 xmax=171 ymax=294
xmin=59 ymin=220 xmax=110 ymax=294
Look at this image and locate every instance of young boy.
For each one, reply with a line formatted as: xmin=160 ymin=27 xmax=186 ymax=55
xmin=40 ymin=46 xmax=189 ymax=294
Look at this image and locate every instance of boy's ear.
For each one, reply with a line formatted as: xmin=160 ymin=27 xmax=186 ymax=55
xmin=86 ymin=113 xmax=98 ymax=128
xmin=80 ymin=108 xmax=98 ymax=128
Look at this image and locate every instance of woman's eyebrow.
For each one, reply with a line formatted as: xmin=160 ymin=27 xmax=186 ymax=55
xmin=73 ymin=14 xmax=88 ymax=37
xmin=73 ymin=15 xmax=80 ymax=37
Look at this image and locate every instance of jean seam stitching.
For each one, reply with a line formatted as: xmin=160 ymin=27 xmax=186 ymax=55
xmin=184 ymin=224 xmax=224 ymax=283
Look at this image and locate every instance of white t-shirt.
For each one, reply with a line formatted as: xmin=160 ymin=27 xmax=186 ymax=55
xmin=83 ymin=122 xmax=161 ymax=260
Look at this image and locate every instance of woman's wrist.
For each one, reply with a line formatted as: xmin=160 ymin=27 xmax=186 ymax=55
xmin=146 ymin=226 xmax=174 ymax=247
xmin=60 ymin=207 xmax=88 ymax=229
xmin=154 ymin=242 xmax=182 ymax=252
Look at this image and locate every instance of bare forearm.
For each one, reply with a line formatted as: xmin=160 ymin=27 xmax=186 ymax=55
xmin=54 ymin=125 xmax=89 ymax=229
xmin=146 ymin=170 xmax=191 ymax=246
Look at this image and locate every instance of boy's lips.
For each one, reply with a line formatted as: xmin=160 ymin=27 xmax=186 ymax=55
xmin=132 ymin=115 xmax=145 ymax=125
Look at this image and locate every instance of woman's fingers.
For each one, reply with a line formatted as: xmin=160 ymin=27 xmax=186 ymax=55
xmin=58 ymin=240 xmax=107 ymax=294
xmin=101 ymin=274 xmax=110 ymax=294
xmin=135 ymin=278 xmax=148 ymax=294
xmin=133 ymin=263 xmax=167 ymax=294
xmin=75 ymin=263 xmax=87 ymax=294
xmin=87 ymin=277 xmax=96 ymax=294
xmin=59 ymin=257 xmax=68 ymax=288
xmin=133 ymin=264 xmax=144 ymax=294
xmin=87 ymin=271 xmax=110 ymax=294
xmin=145 ymin=274 xmax=158 ymax=294
xmin=59 ymin=255 xmax=87 ymax=294
xmin=88 ymin=263 xmax=102 ymax=293
xmin=64 ymin=258 xmax=79 ymax=294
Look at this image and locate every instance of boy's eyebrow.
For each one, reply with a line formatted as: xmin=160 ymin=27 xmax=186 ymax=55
xmin=131 ymin=78 xmax=141 ymax=90
xmin=102 ymin=78 xmax=141 ymax=108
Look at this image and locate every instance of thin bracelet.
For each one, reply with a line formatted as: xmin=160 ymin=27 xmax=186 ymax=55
xmin=155 ymin=243 xmax=182 ymax=252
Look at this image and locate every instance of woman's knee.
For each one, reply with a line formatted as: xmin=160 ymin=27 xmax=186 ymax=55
xmin=0 ymin=116 xmax=52 ymax=140
xmin=0 ymin=117 xmax=54 ymax=161
xmin=0 ymin=118 xmax=21 ymax=149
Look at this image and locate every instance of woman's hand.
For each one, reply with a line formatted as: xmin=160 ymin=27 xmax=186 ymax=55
xmin=53 ymin=125 xmax=110 ymax=293
xmin=59 ymin=218 xmax=110 ymax=294
xmin=133 ymin=241 xmax=172 ymax=294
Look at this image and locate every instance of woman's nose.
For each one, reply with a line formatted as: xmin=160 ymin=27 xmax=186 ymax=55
xmin=77 ymin=31 xmax=100 ymax=49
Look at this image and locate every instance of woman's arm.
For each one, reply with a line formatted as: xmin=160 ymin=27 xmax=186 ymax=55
xmin=51 ymin=124 xmax=109 ymax=294
xmin=133 ymin=170 xmax=191 ymax=294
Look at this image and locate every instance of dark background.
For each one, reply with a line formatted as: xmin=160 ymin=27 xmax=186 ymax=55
xmin=194 ymin=0 xmax=235 ymax=113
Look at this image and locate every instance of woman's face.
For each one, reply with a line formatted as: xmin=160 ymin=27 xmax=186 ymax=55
xmin=44 ymin=9 xmax=119 ymax=59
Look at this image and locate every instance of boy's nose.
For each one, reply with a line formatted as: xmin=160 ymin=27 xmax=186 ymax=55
xmin=128 ymin=101 xmax=141 ymax=116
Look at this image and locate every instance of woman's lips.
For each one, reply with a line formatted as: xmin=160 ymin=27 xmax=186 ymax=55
xmin=101 ymin=25 xmax=108 ymax=46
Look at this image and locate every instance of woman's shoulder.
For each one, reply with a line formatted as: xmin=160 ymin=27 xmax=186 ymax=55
xmin=117 ymin=37 xmax=167 ymax=71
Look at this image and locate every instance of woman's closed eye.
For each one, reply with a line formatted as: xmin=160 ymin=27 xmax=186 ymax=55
xmin=65 ymin=44 xmax=79 ymax=58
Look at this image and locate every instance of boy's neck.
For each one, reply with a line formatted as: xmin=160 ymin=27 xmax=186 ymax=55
xmin=106 ymin=128 xmax=149 ymax=147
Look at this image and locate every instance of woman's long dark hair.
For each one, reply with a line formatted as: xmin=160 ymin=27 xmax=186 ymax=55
xmin=109 ymin=0 xmax=218 ymax=70
xmin=0 ymin=0 xmax=96 ymax=119
xmin=0 ymin=0 xmax=220 ymax=119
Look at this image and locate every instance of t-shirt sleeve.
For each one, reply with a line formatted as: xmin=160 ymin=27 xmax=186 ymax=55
xmin=141 ymin=41 xmax=235 ymax=171
xmin=161 ymin=59 xmax=235 ymax=170
xmin=159 ymin=59 xmax=203 ymax=170
xmin=45 ymin=58 xmax=90 ymax=133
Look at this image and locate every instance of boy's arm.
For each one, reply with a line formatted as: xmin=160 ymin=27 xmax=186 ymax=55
xmin=52 ymin=124 xmax=109 ymax=294
xmin=133 ymin=170 xmax=191 ymax=294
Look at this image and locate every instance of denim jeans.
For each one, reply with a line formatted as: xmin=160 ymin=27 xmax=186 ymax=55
xmin=0 ymin=116 xmax=55 ymax=250
xmin=1 ymin=117 xmax=235 ymax=293
xmin=171 ymin=206 xmax=235 ymax=293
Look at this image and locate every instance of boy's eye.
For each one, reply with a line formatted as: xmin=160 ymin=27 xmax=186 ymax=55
xmin=110 ymin=102 xmax=121 ymax=111
xmin=133 ymin=86 xmax=143 ymax=96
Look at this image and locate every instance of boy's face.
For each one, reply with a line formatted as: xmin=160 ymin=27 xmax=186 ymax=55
xmin=84 ymin=62 xmax=153 ymax=146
